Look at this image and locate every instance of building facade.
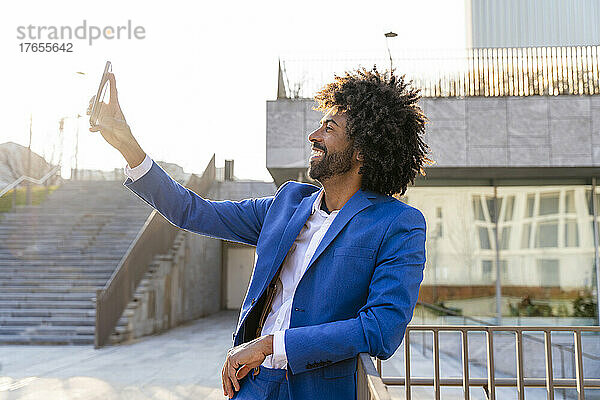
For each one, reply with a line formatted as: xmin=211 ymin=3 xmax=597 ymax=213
xmin=266 ymin=94 xmax=600 ymax=324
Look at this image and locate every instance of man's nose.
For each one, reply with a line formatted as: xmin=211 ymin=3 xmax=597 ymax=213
xmin=308 ymin=126 xmax=322 ymax=143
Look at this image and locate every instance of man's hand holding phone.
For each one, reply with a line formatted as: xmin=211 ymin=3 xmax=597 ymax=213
xmin=88 ymin=71 xmax=146 ymax=169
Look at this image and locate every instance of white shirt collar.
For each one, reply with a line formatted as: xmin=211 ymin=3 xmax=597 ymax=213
xmin=312 ymin=188 xmax=339 ymax=216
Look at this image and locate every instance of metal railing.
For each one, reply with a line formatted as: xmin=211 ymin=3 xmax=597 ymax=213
xmin=281 ymin=45 xmax=600 ymax=99
xmin=358 ymin=325 xmax=600 ymax=400
xmin=0 ymin=165 xmax=62 ymax=199
xmin=358 ymin=353 xmax=392 ymax=400
xmin=94 ymin=155 xmax=216 ymax=347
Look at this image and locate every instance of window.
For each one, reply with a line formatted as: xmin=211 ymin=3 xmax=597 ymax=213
xmin=486 ymin=196 xmax=497 ymax=222
xmin=482 ymin=260 xmax=493 ymax=282
xmin=473 ymin=198 xmax=485 ymax=221
xmin=521 ymin=223 xmax=531 ymax=248
xmin=539 ymin=192 xmax=559 ymax=215
xmin=500 ymin=227 xmax=511 ymax=250
xmin=565 ymin=190 xmax=576 ymax=214
xmin=535 ymin=221 xmax=559 ymax=248
xmin=504 ymin=195 xmax=515 ymax=221
xmin=537 ymin=259 xmax=560 ymax=287
xmin=478 ymin=227 xmax=491 ymax=249
xmin=564 ymin=219 xmax=579 ymax=247
xmin=527 ymin=194 xmax=535 ymax=217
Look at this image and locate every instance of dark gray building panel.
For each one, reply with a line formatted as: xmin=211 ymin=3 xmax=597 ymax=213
xmin=267 ymin=96 xmax=600 ymax=185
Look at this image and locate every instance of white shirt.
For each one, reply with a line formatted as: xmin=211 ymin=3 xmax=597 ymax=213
xmin=124 ymin=155 xmax=338 ymax=370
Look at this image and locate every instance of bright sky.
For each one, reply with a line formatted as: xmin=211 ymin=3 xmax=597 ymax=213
xmin=0 ymin=0 xmax=466 ymax=181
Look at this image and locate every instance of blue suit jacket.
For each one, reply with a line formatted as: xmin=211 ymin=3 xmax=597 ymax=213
xmin=124 ymin=161 xmax=426 ymax=400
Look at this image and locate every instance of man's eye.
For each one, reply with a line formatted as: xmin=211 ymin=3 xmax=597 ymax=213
xmin=325 ymin=125 xmax=332 ymax=131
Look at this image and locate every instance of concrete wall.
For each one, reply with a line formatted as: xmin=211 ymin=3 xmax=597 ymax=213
xmin=422 ymin=96 xmax=600 ymax=168
xmin=110 ymin=230 xmax=222 ymax=343
xmin=266 ymin=96 xmax=600 ymax=184
xmin=110 ymin=179 xmax=276 ymax=343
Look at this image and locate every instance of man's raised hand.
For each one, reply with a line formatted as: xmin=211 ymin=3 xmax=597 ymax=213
xmin=88 ymin=72 xmax=145 ymax=168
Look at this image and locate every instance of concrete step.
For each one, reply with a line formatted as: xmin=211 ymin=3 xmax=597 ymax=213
xmin=0 ymin=286 xmax=101 ymax=293
xmin=0 ymin=293 xmax=95 ymax=301
xmin=0 ymin=267 xmax=116 ymax=273
xmin=0 ymin=279 xmax=108 ymax=286
xmin=0 ymin=255 xmax=123 ymax=261
xmin=0 ymin=325 xmax=95 ymax=335
xmin=0 ymin=260 xmax=120 ymax=266
xmin=0 ymin=334 xmax=94 ymax=345
xmin=0 ymin=300 xmax=95 ymax=309
xmin=0 ymin=272 xmax=110 ymax=279
xmin=0 ymin=308 xmax=95 ymax=317
xmin=0 ymin=181 xmax=154 ymax=345
xmin=0 ymin=317 xmax=97 ymax=326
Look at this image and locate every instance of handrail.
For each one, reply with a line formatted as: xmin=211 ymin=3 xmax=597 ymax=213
xmin=0 ymin=165 xmax=62 ymax=198
xmin=415 ymin=300 xmax=600 ymax=361
xmin=386 ymin=325 xmax=600 ymax=400
xmin=357 ymin=353 xmax=392 ymax=400
xmin=94 ymin=155 xmax=216 ymax=348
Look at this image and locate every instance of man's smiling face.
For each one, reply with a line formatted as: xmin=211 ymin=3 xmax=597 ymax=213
xmin=307 ymin=109 xmax=358 ymax=182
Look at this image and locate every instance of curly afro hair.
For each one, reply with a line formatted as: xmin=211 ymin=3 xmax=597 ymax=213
xmin=314 ymin=67 xmax=431 ymax=197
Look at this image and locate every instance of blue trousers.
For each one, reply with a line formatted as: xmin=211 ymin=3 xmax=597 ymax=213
xmin=232 ymin=366 xmax=290 ymax=400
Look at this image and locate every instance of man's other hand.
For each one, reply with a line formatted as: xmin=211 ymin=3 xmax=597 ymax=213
xmin=221 ymin=335 xmax=273 ymax=398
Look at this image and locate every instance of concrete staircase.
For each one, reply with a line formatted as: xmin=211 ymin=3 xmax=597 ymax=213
xmin=0 ymin=180 xmax=152 ymax=344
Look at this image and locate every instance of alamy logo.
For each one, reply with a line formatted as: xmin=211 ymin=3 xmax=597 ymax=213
xmin=16 ymin=20 xmax=146 ymax=45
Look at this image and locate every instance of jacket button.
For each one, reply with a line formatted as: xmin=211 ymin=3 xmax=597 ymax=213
xmin=251 ymin=298 xmax=255 ymax=305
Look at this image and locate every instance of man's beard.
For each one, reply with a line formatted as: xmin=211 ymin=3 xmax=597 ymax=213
xmin=308 ymin=144 xmax=354 ymax=182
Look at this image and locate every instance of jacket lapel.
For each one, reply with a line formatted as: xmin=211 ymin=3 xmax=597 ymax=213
xmin=259 ymin=191 xmax=319 ymax=296
xmin=304 ymin=189 xmax=375 ymax=273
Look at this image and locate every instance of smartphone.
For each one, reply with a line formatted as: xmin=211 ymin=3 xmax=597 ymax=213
xmin=88 ymin=61 xmax=112 ymax=127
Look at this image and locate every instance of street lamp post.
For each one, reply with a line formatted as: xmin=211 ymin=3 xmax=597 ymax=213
xmin=384 ymin=31 xmax=397 ymax=75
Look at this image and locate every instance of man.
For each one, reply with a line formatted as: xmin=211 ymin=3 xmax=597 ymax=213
xmin=90 ymin=67 xmax=430 ymax=399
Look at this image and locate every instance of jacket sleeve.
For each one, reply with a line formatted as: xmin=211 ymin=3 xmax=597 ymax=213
xmin=123 ymin=159 xmax=280 ymax=246
xmin=283 ymin=208 xmax=426 ymax=375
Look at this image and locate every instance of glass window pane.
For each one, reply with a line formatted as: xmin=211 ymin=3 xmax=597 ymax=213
xmin=482 ymin=260 xmax=493 ymax=282
xmin=504 ymin=195 xmax=515 ymax=221
xmin=539 ymin=192 xmax=558 ymax=215
xmin=486 ymin=196 xmax=497 ymax=222
xmin=539 ymin=192 xmax=559 ymax=215
xmin=500 ymin=227 xmax=511 ymax=250
xmin=521 ymin=223 xmax=531 ymax=248
xmin=410 ymin=185 xmax=596 ymax=322
xmin=564 ymin=219 xmax=579 ymax=247
xmin=565 ymin=190 xmax=576 ymax=213
xmin=473 ymin=197 xmax=485 ymax=221
xmin=535 ymin=221 xmax=558 ymax=248
xmin=527 ymin=194 xmax=535 ymax=217
xmin=478 ymin=226 xmax=491 ymax=249
xmin=537 ymin=259 xmax=560 ymax=287
xmin=585 ymin=188 xmax=600 ymax=216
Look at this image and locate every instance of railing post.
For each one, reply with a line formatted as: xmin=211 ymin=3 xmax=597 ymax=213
xmin=486 ymin=329 xmax=496 ymax=400
xmin=462 ymin=330 xmax=470 ymax=400
xmin=573 ymin=330 xmax=585 ymax=400
xmin=515 ymin=331 xmax=525 ymax=400
xmin=433 ymin=330 xmax=441 ymax=400
xmin=404 ymin=330 xmax=411 ymax=400
xmin=544 ymin=330 xmax=555 ymax=400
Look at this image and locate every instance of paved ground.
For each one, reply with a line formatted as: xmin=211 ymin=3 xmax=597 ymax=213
xmin=0 ymin=311 xmax=597 ymax=399
xmin=0 ymin=311 xmax=238 ymax=400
